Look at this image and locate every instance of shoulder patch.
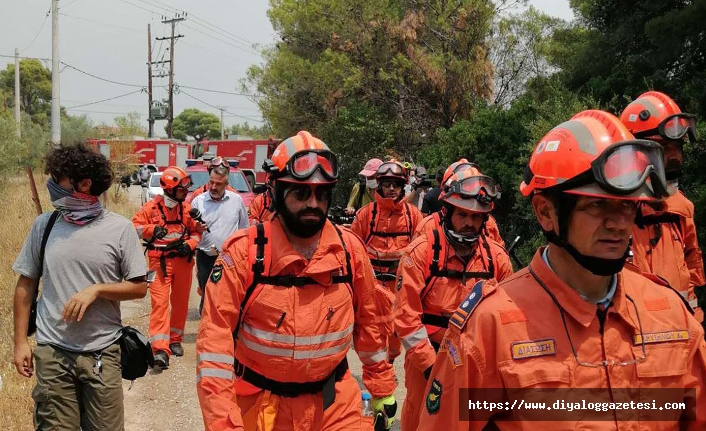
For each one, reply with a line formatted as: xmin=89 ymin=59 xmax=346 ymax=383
xmin=210 ymin=264 xmax=223 ymax=283
xmin=220 ymin=252 xmax=235 ymax=268
xmin=425 ymin=378 xmax=442 ymax=415
xmin=448 ymin=280 xmax=485 ymax=331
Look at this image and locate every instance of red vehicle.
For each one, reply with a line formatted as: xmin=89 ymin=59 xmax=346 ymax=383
xmin=184 ymin=159 xmax=255 ymax=208
xmin=196 ymin=137 xmax=279 ymax=185
xmin=86 ymin=138 xmax=192 ymax=172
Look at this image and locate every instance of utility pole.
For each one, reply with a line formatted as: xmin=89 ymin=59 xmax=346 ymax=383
xmin=158 ymin=13 xmax=185 ymax=139
xmin=14 ymin=48 xmax=20 ymax=138
xmin=50 ymin=0 xmax=60 ymax=147
xmin=147 ymin=24 xmax=154 ymax=138
xmin=219 ymin=106 xmax=225 ymax=140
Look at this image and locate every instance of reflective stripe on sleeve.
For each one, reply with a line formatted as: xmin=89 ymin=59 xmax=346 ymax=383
xmin=401 ymin=326 xmax=429 ymax=351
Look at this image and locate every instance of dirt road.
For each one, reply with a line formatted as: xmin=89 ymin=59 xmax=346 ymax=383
xmin=121 ymin=185 xmax=407 ymax=430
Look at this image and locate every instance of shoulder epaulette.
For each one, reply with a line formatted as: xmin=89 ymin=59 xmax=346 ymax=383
xmin=448 ymin=280 xmax=487 ymax=331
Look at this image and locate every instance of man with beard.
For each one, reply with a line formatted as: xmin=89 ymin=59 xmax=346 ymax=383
xmin=417 ymin=110 xmax=706 ymax=430
xmin=196 ymin=131 xmax=397 ymax=431
xmin=191 ymin=164 xmax=248 ymax=314
xmin=394 ymin=167 xmax=513 ymax=431
xmin=620 ymin=91 xmax=706 ymax=329
xmin=132 ymin=166 xmax=204 ymax=369
xmin=351 ymin=160 xmax=424 ymax=368
xmin=414 ymin=159 xmax=504 ymax=247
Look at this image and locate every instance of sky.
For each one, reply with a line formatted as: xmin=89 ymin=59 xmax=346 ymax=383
xmin=0 ymin=0 xmax=575 ymax=137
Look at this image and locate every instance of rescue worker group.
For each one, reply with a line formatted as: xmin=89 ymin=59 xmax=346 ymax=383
xmin=134 ymin=91 xmax=706 ymax=430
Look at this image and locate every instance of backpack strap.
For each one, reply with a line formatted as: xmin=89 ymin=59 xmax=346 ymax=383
xmin=38 ymin=211 xmax=61 ymax=279
xmin=365 ymin=202 xmax=378 ymax=244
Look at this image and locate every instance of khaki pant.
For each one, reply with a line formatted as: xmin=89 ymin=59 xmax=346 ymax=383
xmin=32 ymin=342 xmax=124 ymax=431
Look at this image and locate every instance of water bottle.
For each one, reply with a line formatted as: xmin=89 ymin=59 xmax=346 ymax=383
xmin=362 ymin=392 xmax=374 ymax=417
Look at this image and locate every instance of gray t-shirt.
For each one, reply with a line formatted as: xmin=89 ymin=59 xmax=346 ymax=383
xmin=13 ymin=211 xmax=147 ymax=352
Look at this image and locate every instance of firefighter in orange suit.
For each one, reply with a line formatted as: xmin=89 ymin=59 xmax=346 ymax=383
xmin=196 ymin=131 xmax=398 ymax=431
xmin=395 ymin=167 xmax=514 ymax=431
xmin=413 ymin=160 xmax=504 ymax=246
xmin=249 ymin=174 xmax=275 ymax=225
xmin=350 ymin=160 xmax=424 ymax=364
xmin=132 ymin=166 xmax=203 ymax=369
xmin=416 ymin=110 xmax=706 ymax=431
xmin=620 ymin=91 xmax=706 ymax=325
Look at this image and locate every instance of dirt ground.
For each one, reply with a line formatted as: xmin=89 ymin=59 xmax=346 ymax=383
xmin=121 ymin=185 xmax=407 ymax=430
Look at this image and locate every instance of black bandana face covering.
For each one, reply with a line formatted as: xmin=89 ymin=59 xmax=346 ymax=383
xmin=274 ymin=184 xmax=330 ymax=238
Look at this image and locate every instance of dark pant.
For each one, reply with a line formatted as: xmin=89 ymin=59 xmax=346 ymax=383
xmin=196 ymin=250 xmax=218 ymax=314
xmin=32 ymin=342 xmax=123 ymax=431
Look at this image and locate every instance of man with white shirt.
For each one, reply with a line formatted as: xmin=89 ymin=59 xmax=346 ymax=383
xmin=190 ymin=165 xmax=248 ymax=313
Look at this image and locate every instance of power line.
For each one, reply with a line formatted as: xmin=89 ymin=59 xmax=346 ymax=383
xmin=62 ymin=0 xmax=84 ymax=9
xmin=60 ymin=12 xmax=146 ymax=34
xmin=178 ymin=85 xmax=249 ymax=96
xmin=21 ymin=8 xmax=51 ymax=53
xmin=187 ymin=16 xmax=253 ymax=51
xmin=66 ymin=89 xmax=144 ymax=109
xmin=115 ymin=0 xmax=162 ymax=16
xmin=65 ymin=108 xmax=147 ymax=116
xmin=60 ymin=62 xmax=146 ymax=87
xmin=182 ymin=23 xmax=257 ymax=56
xmin=189 ymin=13 xmax=254 ymax=46
xmin=178 ymin=89 xmax=263 ymax=123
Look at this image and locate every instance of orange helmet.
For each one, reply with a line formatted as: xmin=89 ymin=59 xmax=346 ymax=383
xmin=440 ymin=168 xmax=499 ymax=213
xmin=160 ymin=166 xmax=192 ymax=191
xmin=264 ymin=130 xmax=339 ymax=185
xmin=620 ymin=91 xmax=697 ymax=143
xmin=375 ymin=160 xmax=409 ymax=183
xmin=441 ymin=158 xmax=481 ymax=186
xmin=520 ymin=109 xmax=671 ymax=201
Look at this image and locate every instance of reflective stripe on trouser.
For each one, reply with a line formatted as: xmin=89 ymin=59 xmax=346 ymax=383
xmin=148 ymin=255 xmax=194 ymax=355
xmin=400 ymin=355 xmax=427 ymax=431
xmin=232 ymin=374 xmax=373 ymax=431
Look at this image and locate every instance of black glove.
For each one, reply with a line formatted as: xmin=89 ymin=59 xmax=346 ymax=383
xmin=153 ymin=225 xmax=168 ymax=240
xmin=176 ymin=242 xmax=192 ymax=257
xmin=423 ymin=365 xmax=433 ymax=380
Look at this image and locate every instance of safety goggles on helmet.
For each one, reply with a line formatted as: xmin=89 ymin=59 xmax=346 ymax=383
xmin=551 ymin=140 xmax=670 ymax=199
xmin=208 ymin=156 xmax=230 ymax=171
xmin=286 ymin=149 xmax=339 ymax=181
xmin=445 ymin=175 xmax=499 ymax=202
xmin=635 ymin=113 xmax=698 ymax=143
xmin=176 ymin=175 xmax=193 ymax=189
xmin=377 ymin=162 xmax=407 ymax=177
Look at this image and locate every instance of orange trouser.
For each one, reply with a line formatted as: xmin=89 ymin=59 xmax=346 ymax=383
xmin=400 ymin=356 xmax=427 ymax=431
xmin=236 ymin=375 xmax=374 ymax=431
xmin=379 ymin=278 xmax=402 ymax=361
xmin=148 ymin=255 xmax=194 ymax=356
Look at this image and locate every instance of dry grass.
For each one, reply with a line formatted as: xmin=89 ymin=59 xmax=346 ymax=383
xmin=0 ymin=172 xmax=137 ymax=430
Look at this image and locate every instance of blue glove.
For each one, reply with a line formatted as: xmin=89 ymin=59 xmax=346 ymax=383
xmin=371 ymin=395 xmax=397 ymax=430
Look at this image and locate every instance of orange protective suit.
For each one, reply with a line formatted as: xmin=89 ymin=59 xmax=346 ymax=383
xmin=248 ymin=192 xmax=275 ymax=225
xmin=132 ymin=195 xmax=202 ymax=356
xmin=350 ymin=193 xmax=423 ymax=361
xmin=394 ymin=228 xmax=513 ymax=431
xmin=417 ymin=247 xmax=706 ymax=430
xmin=196 ymin=218 xmax=396 ymax=431
xmin=413 ymin=211 xmax=504 ymax=247
xmin=630 ymin=191 xmax=706 ymax=317
xmin=187 ymin=183 xmax=238 ymax=204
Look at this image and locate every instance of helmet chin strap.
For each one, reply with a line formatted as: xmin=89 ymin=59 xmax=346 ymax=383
xmin=442 ymin=206 xmax=481 ymax=249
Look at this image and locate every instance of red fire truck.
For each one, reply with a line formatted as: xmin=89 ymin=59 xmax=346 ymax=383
xmin=86 ymin=138 xmax=192 ymax=171
xmin=196 ymin=137 xmax=279 ymax=185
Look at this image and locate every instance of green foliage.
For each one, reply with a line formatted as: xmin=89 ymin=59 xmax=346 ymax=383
xmin=229 ymin=122 xmax=274 ymax=139
xmin=0 ymin=59 xmax=52 ymax=126
xmin=171 ymin=108 xmax=221 ymax=142
xmin=114 ymin=111 xmax=147 ymax=138
xmin=61 ymin=114 xmax=95 ymax=147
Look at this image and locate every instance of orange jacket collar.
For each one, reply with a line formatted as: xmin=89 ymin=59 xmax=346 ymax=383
xmin=374 ymin=190 xmax=406 ymax=213
xmin=268 ymin=218 xmax=347 ymax=280
xmin=528 ymin=247 xmax=638 ymax=331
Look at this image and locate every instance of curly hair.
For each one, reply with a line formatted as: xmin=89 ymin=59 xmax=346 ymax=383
xmin=44 ymin=143 xmax=115 ymax=196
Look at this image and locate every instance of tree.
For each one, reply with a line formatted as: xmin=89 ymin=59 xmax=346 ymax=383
xmin=114 ymin=111 xmax=147 ymax=138
xmin=229 ymin=122 xmax=274 ymax=139
xmin=61 ymin=114 xmax=95 ymax=146
xmin=0 ymin=59 xmax=52 ymax=126
xmin=246 ymin=0 xmax=501 ymax=155
xmin=170 ymin=108 xmax=221 ymax=142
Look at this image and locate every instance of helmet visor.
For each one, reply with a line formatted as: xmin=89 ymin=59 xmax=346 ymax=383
xmin=179 ymin=175 xmax=193 ymax=188
xmin=289 ymin=150 xmax=339 ymax=181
